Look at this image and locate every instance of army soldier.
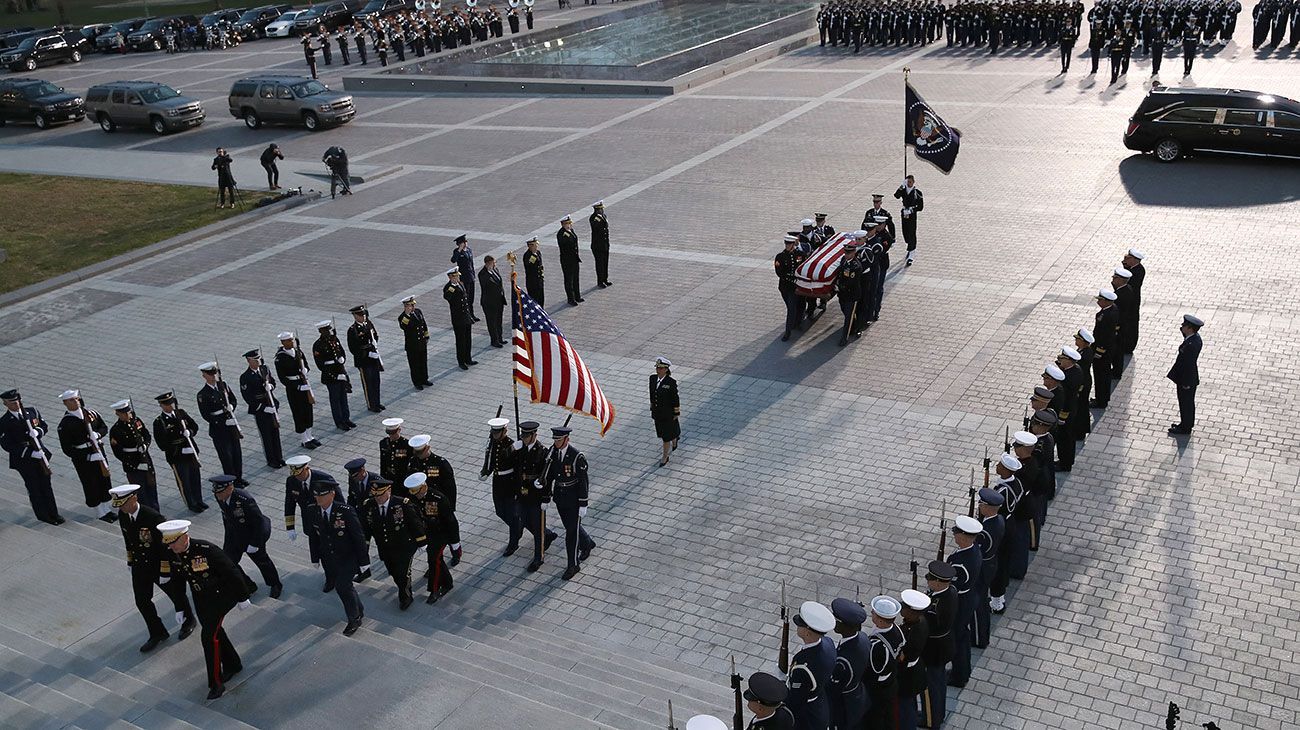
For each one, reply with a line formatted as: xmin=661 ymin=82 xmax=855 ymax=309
xmin=0 ymin=389 xmax=62 ymax=524
xmin=514 ymin=420 xmax=558 ymax=573
xmin=406 ymin=433 xmax=458 ymax=510
xmin=451 ymin=235 xmax=479 ymax=320
xmin=543 ymin=425 xmax=597 ymax=580
xmin=863 ymin=596 xmax=904 ymax=730
xmin=1122 ymin=249 xmax=1146 ymax=352
xmin=109 ymin=400 xmax=159 ymax=511
xmin=945 ymin=516 xmax=982 ymax=688
xmin=274 ymin=333 xmax=321 ymax=450
xmin=481 ymin=417 xmax=523 ymax=555
xmin=775 ymin=235 xmax=806 ymax=342
xmin=160 ymin=519 xmax=250 ymax=699
xmin=402 ymin=471 xmax=461 ymax=603
xmin=442 ymin=268 xmax=477 ymax=370
xmin=744 ymin=670 xmax=795 ymax=728
xmin=589 ymin=200 xmax=612 ymax=288
xmin=283 ymin=455 xmax=347 ymax=590
xmin=787 ymin=600 xmax=836 ymax=730
xmin=1167 ymin=314 xmax=1203 ymax=435
xmin=649 ymin=357 xmax=681 ymax=467
xmin=524 ymin=237 xmax=546 ymax=307
xmin=971 ymin=488 xmax=1004 ymax=649
xmin=893 ymin=176 xmax=924 ymax=266
xmin=57 ymin=389 xmax=114 ymax=522
xmin=836 ymin=242 xmax=864 ymax=346
xmin=1090 ymin=289 xmax=1120 ymax=408
xmin=196 ymin=363 xmax=245 ymax=486
xmin=398 ymin=296 xmax=433 ymax=388
xmin=312 ymin=320 xmax=355 ymax=431
xmin=109 ymin=484 xmax=196 ymax=653
xmin=347 ymin=305 xmax=385 ymax=412
xmin=920 ymin=561 xmax=956 ymax=729
xmin=828 ymin=597 xmax=869 ymax=729
xmin=478 ymin=257 xmax=507 ymax=348
xmin=238 ymin=349 xmax=284 ymax=468
xmin=361 ymin=477 xmax=427 ymax=610
xmin=897 ymin=589 xmax=931 ymax=730
xmin=379 ymin=417 xmax=411 ymax=482
xmin=211 ymin=474 xmax=282 ymax=600
xmin=309 ymin=479 xmax=368 ymax=635
xmin=557 ymin=215 xmax=584 ymax=305
xmin=152 ymin=392 xmax=207 ymax=513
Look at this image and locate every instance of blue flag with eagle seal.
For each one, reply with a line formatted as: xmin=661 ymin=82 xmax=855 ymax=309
xmin=905 ymin=80 xmax=962 ymax=174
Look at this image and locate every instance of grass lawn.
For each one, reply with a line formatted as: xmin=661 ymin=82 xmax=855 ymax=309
xmin=2 ymin=0 xmax=225 ymax=30
xmin=0 ymin=172 xmax=235 ymax=294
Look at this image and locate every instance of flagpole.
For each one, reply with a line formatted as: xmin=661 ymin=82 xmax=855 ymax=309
xmin=505 ymin=252 xmax=524 ymax=440
xmin=903 ymin=66 xmax=910 ymax=179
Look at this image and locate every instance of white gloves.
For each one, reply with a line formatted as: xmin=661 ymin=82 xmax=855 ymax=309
xmin=287 ymin=529 xmax=298 ymax=541
xmin=298 ymin=385 xmax=311 ymax=391
xmin=246 ymin=545 xmax=259 ymax=554
xmin=180 ymin=447 xmax=194 ymax=455
xmin=578 ymin=507 xmax=588 ymax=518
xmin=226 ymin=418 xmax=238 ymax=426
xmin=263 ymin=406 xmax=276 ymax=414
xmin=359 ymin=564 xmax=370 ymax=573
xmin=88 ymin=454 xmax=104 ymax=463
xmin=237 ymin=600 xmax=251 ymax=610
xmin=337 ymin=374 xmax=348 ymax=381
xmin=175 ymin=611 xmax=187 ymax=626
xmin=368 ymin=351 xmax=380 ymax=359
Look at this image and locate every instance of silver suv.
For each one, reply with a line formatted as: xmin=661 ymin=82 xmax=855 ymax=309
xmin=84 ymin=80 xmax=205 ymax=134
xmin=228 ymin=75 xmax=355 ymax=131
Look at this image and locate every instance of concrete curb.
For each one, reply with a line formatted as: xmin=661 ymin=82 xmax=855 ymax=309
xmin=0 ymin=190 xmax=322 ymax=310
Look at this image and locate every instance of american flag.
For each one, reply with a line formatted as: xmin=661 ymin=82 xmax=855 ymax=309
xmin=512 ymin=280 xmax=615 ymax=436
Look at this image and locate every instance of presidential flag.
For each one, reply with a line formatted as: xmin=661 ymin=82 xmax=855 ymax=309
xmin=512 ymin=281 xmax=615 ymax=436
xmin=905 ymin=80 xmax=962 ymax=174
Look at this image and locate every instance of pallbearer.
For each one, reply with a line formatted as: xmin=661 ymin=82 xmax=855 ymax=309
xmin=56 ymin=389 xmax=114 ymax=522
xmin=543 ymin=425 xmax=596 ymax=580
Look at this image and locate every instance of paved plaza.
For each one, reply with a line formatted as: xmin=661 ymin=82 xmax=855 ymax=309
xmin=2 ymin=3 xmax=1300 ymax=729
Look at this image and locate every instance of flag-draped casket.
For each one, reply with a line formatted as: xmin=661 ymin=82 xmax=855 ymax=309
xmin=794 ymin=232 xmax=852 ymax=299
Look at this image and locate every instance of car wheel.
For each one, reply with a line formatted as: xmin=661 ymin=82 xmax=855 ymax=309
xmin=152 ymin=38 xmax=162 ymax=51
xmin=302 ymin=110 xmax=319 ymax=131
xmin=244 ymin=108 xmax=261 ymax=129
xmin=150 ymin=115 xmax=167 ymax=135
xmin=71 ymin=50 xmax=82 ymax=62
xmin=1154 ymin=137 xmax=1182 ymax=163
xmin=33 ymin=112 xmax=48 ymax=129
xmin=98 ymin=112 xmax=115 ymax=132
xmin=24 ymin=58 xmax=36 ymax=71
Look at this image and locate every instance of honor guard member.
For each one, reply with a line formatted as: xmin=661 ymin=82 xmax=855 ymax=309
xmin=283 ymin=455 xmax=348 ymax=590
xmin=335 ymin=26 xmax=350 ymax=63
xmin=57 ymin=390 xmax=114 ymax=522
xmin=515 ymin=421 xmax=558 ymax=572
xmin=239 ymin=349 xmax=284 ymax=468
xmin=775 ymin=235 xmax=807 ymax=342
xmin=828 ymin=597 xmax=869 ymax=729
xmin=1059 ymin=14 xmax=1078 ymax=72
xmin=836 ymin=242 xmax=864 ymax=346
xmin=1122 ymin=249 xmax=1146 ymax=352
xmin=274 ymin=333 xmax=321 ymax=450
xmin=1167 ymin=314 xmax=1203 ymax=435
xmin=445 ymin=268 xmax=477 ymax=371
xmin=1090 ymin=289 xmax=1120 ymax=407
xmin=109 ymin=400 xmax=159 ymax=511
xmin=557 ymin=215 xmax=584 ymax=305
xmin=110 ymin=484 xmax=196 ymax=653
xmin=403 ymin=471 xmax=461 ymax=603
xmin=361 ymin=477 xmax=426 ymax=610
xmin=152 ymin=392 xmax=208 ymax=513
xmin=406 ymin=433 xmax=458 ymax=510
xmin=344 ymin=457 xmax=373 ymax=510
xmin=211 ymin=474 xmax=282 ymax=599
xmin=787 ymin=600 xmax=836 ymax=730
xmin=1111 ymin=267 xmax=1136 ymax=379
xmin=971 ymin=488 xmax=1004 ymax=649
xmin=398 ymin=296 xmax=433 ymax=388
xmin=160 ymin=519 xmax=251 ymax=700
xmin=988 ymin=450 xmax=1027 ymax=613
xmin=863 ymin=596 xmax=904 ymax=730
xmin=745 ymin=671 xmax=795 ymax=729
xmin=352 ymin=23 xmax=368 ymax=64
xmin=0 ymin=389 xmax=62 ymax=524
xmin=892 ymin=176 xmax=924 ymax=266
xmin=920 ymin=561 xmax=956 ymax=729
xmin=543 ymin=425 xmax=597 ymax=580
xmin=1055 ymin=347 xmax=1085 ymax=472
xmin=347 ymin=305 xmax=385 ymax=412
xmin=1182 ymin=17 xmax=1199 ymax=75
xmin=813 ymin=212 xmax=835 ymax=242
xmin=523 ymin=237 xmax=546 ymax=307
xmin=855 ymin=235 xmax=875 ymax=336
xmin=312 ymin=320 xmax=355 ymax=431
xmin=649 ymin=357 xmax=681 ymax=466
xmin=196 ymin=363 xmax=245 ymax=485
xmin=1072 ymin=329 xmax=1095 ymax=436
xmin=478 ymin=256 xmax=507 ymax=348
xmin=945 ymin=516 xmax=982 ymax=688
xmin=481 ymin=417 xmax=523 ymax=555
xmin=379 ymin=418 xmax=411 ymax=482
xmin=451 ymin=235 xmax=479 ymax=320
xmin=860 ymin=194 xmax=896 ymax=246
xmin=897 ymin=590 xmax=931 ymax=730
xmin=310 ymin=478 xmax=368 ymax=635
xmin=589 ymin=201 xmax=612 ymax=288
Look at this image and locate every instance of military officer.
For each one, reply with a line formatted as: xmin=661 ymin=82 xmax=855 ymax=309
xmin=863 ymin=596 xmax=905 ymax=730
xmin=1122 ymin=248 xmax=1146 ymax=352
xmin=1182 ymin=16 xmax=1199 ymax=75
xmin=347 ymin=305 xmax=385 ymax=412
xmin=971 ymin=488 xmax=1004 ymax=649
xmin=649 ymin=357 xmax=681 ymax=467
xmin=360 ymin=477 xmax=426 ymax=610
xmin=379 ymin=417 xmax=411 ymax=482
xmin=920 ymin=561 xmax=956 ymax=729
xmin=1059 ymin=13 xmax=1078 ymax=71
xmin=283 ymin=455 xmax=348 ymax=590
xmin=478 ymin=256 xmax=507 ymax=348
xmin=1072 ymin=328 xmax=1095 ymax=436
xmin=745 ymin=670 xmax=795 ymax=728
xmin=481 ymin=417 xmax=523 ymax=555
xmin=274 ymin=332 xmax=321 ymax=450
xmin=1111 ymin=267 xmax=1137 ymax=379
xmin=1054 ymin=346 xmax=1085 ymax=472
xmin=836 ymin=242 xmax=864 ymax=346
xmin=402 ymin=471 xmax=461 ymax=603
xmin=557 ymin=215 xmax=584 ymax=305
xmin=775 ymin=235 xmax=807 ymax=342
xmin=444 ymin=268 xmax=477 ymax=371
xmin=109 ymin=400 xmax=159 ymax=511
xmin=0 ymin=389 xmax=62 ymax=524
xmin=196 ymin=363 xmax=245 ymax=485
xmin=897 ymin=589 xmax=931 ymax=730
xmin=523 ymin=236 xmax=546 ymax=307
xmin=311 ymin=320 xmax=355 ymax=431
xmin=1167 ymin=314 xmax=1203 ymax=435
xmin=109 ymin=484 xmax=195 ymax=653
xmin=398 ymin=296 xmax=434 ymax=388
xmin=451 ymin=235 xmax=479 ymax=320
xmin=828 ymin=597 xmax=868 ymax=729
xmin=988 ymin=451 xmax=1027 ymax=614
xmin=589 ymin=200 xmax=612 ymax=288
xmin=893 ymin=176 xmax=924 ymax=266
xmin=1090 ymin=289 xmax=1120 ymax=408
xmin=945 ymin=516 xmax=982 ymax=689
xmin=812 ymin=212 xmax=836 ymax=242
xmin=543 ymin=425 xmax=597 ymax=580
xmin=308 ymin=480 xmax=368 ymax=635
xmin=211 ymin=474 xmax=282 ymax=599
xmin=405 ymin=433 xmax=458 ymax=510
xmin=515 ymin=420 xmax=558 ymax=572
xmin=343 ymin=457 xmax=373 ymax=510
xmin=56 ymin=389 xmax=114 ymax=522
xmin=787 ymin=600 xmax=836 ymax=730
xmin=151 ymin=391 xmax=207 ymax=513
xmin=238 ymin=349 xmax=284 ymax=468
xmin=160 ymin=519 xmax=250 ymax=700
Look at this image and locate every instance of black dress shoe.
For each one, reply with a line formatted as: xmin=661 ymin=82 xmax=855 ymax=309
xmin=207 ymin=685 xmax=225 ymax=700
xmin=576 ymin=297 xmax=585 ymax=302
xmin=562 ymin=565 xmax=580 ymax=580
xmin=527 ymin=559 xmax=542 ymax=573
xmin=578 ymin=544 xmax=593 ymax=562
xmin=354 ymin=568 xmax=371 ymax=583
xmin=543 ymin=531 xmax=557 ymax=550
xmin=415 ymin=384 xmax=424 ymax=390
xmin=400 ymin=595 xmax=413 ymax=611
xmin=459 ymin=363 xmax=469 ymax=370
xmin=303 ymin=440 xmax=319 ymax=450
xmin=426 ymin=592 xmax=440 ymax=604
xmin=244 ymin=580 xmax=257 ymax=594
xmin=322 ymin=580 xmax=335 ymax=593
xmin=603 ymin=281 xmax=612 ymax=287
xmin=781 ymin=331 xmax=791 ymax=342
xmin=347 ymin=421 xmax=358 ymax=428
xmin=269 ymin=585 xmax=283 ymax=599
xmin=491 ymin=342 xmax=504 ymax=348
xmin=178 ymin=619 xmax=196 ymax=641
xmin=1089 ymin=399 xmax=1106 ymax=408
xmin=568 ymin=299 xmax=578 ymax=306
xmin=1054 ymin=462 xmax=1072 ymax=472
xmin=53 ymin=515 xmax=66 ymax=524
xmin=502 ymin=543 xmax=519 ymax=557
xmin=139 ymin=635 xmax=166 ymax=653
xmin=1168 ymin=426 xmax=1192 ymax=435
xmin=421 ymin=381 xmax=433 ymax=387
xmin=838 ymin=337 xmax=848 ymax=347
xmin=220 ymin=665 xmax=242 ymax=683
xmin=342 ymin=619 xmax=361 ymax=637
xmin=467 ymin=360 xmax=478 ymax=366
xmin=472 ymin=316 xmax=480 ymax=322
xmin=597 ymin=282 xmax=606 ymax=289
xmin=236 ymin=479 xmax=250 ymax=488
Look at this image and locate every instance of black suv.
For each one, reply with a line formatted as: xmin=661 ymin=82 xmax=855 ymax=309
xmin=354 ymin=0 xmax=412 ymax=22
xmin=127 ymin=16 xmax=197 ymax=51
xmin=200 ymin=8 xmax=245 ymax=28
xmin=234 ymin=4 xmax=294 ymax=39
xmin=0 ymin=77 xmax=84 ymax=129
xmin=1125 ymin=86 xmax=1300 ymax=163
xmin=95 ymin=18 xmax=152 ymax=52
xmin=292 ymin=1 xmax=364 ymax=34
xmin=0 ymin=33 xmax=83 ymax=72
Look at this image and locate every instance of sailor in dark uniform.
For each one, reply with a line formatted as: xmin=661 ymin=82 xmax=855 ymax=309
xmin=988 ymin=450 xmax=1027 ymax=614
xmin=1090 ymin=289 xmax=1120 ymax=407
xmin=836 ymin=242 xmax=864 ymax=346
xmin=1167 ymin=314 xmax=1203 ymax=435
xmin=744 ymin=670 xmax=796 ymax=728
xmin=892 ymin=176 xmax=924 ymax=266
xmin=196 ymin=363 xmax=244 ymax=486
xmin=1122 ymin=248 xmax=1146 ymax=353
xmin=451 ymin=234 xmax=478 ymax=320
xmin=445 ymin=268 xmax=477 ymax=371
xmin=151 ymin=391 xmax=207 ymax=513
xmin=109 ymin=399 xmax=159 ymax=511
xmin=971 ymin=488 xmax=1005 ymax=649
xmin=897 ymin=589 xmax=931 ymax=730
xmin=274 ymin=332 xmax=321 ymax=450
xmin=211 ymin=474 xmax=282 ymax=599
xmin=863 ymin=596 xmax=905 ymax=730
xmin=238 ymin=349 xmax=284 ymax=468
xmin=1111 ymin=267 xmax=1137 ymax=379
xmin=0 ymin=389 xmax=62 ymax=524
xmin=311 ymin=320 xmax=355 ymax=431
xmin=649 ymin=357 xmax=681 ymax=467
xmin=786 ymin=600 xmax=836 ymax=730
xmin=557 ymin=215 xmax=584 ymax=305
xmin=109 ymin=484 xmax=195 ymax=653
xmin=589 ymin=200 xmax=612 ymax=288
xmin=398 ymin=295 xmax=433 ymax=388
xmin=308 ymin=479 xmax=369 ymax=635
xmin=543 ymin=425 xmax=596 ymax=580
xmin=56 ymin=389 xmax=114 ymax=521
xmin=347 ymin=305 xmax=385 ymax=412
xmin=945 ymin=516 xmax=983 ymax=689
xmin=828 ymin=597 xmax=868 ymax=730
xmin=524 ymin=236 xmax=546 ymax=307
xmin=920 ymin=561 xmax=956 ymax=729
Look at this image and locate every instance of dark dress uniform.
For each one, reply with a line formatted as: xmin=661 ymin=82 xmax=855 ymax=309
xmin=543 ymin=440 xmax=596 ymax=576
xmin=118 ymin=503 xmax=194 ymax=644
xmin=589 ymin=206 xmax=612 ymax=287
xmin=524 ymin=246 xmax=546 ymax=307
xmin=361 ymin=491 xmax=427 ymax=608
xmin=1088 ymin=18 xmax=1106 ymax=73
xmin=836 ymin=252 xmax=864 ymax=344
xmin=444 ymin=278 xmax=475 ymax=369
xmin=515 ymin=430 xmax=558 ymax=570
xmin=1075 ymin=344 xmax=1094 ymax=435
xmin=649 ymin=373 xmax=681 ymax=443
xmin=892 ymin=184 xmax=924 ymax=258
xmin=864 ymin=624 xmax=904 ymax=730
xmin=216 ymin=485 xmax=281 ymax=594
xmin=1059 ymin=20 xmax=1077 ymax=71
xmin=409 ymin=481 xmax=460 ymax=600
xmin=196 ymin=380 xmax=243 ymax=484
xmin=152 ymin=405 xmax=206 ymax=512
xmin=380 ymin=433 xmax=411 ymax=483
xmin=557 ymin=223 xmax=583 ymax=305
xmin=829 ymin=633 xmax=868 ymax=729
xmin=774 ymin=245 xmax=807 ymax=339
xmin=398 ymin=305 xmax=432 ymax=387
xmin=898 ymin=611 xmax=930 ymax=730
xmin=1168 ymin=327 xmax=1202 ymax=433
xmin=238 ymin=362 xmax=284 ymax=468
xmin=310 ymin=498 xmax=367 ymax=625
xmin=57 ymin=406 xmax=112 ymax=512
xmin=1092 ymin=304 xmax=1119 ymax=406
xmin=972 ymin=512 xmax=1004 ymax=648
xmin=406 ymin=448 xmax=458 ymax=511
xmin=1125 ymin=262 xmax=1145 ymax=353
xmin=451 ymin=242 xmax=477 ymax=315
xmin=274 ymin=344 xmax=316 ymax=446
xmin=353 ymin=27 xmax=368 ymax=64
xmin=347 ymin=312 xmax=385 ymax=411
xmin=167 ymin=537 xmax=249 ymax=694
xmin=284 ymin=469 xmax=344 ymax=567
xmin=787 ymin=635 xmax=835 ymax=730
xmin=110 ymin=411 xmax=159 ymax=511
xmin=312 ymin=327 xmax=353 ymax=430
xmin=990 ymin=473 xmax=1026 ymax=604
xmin=1113 ymin=283 xmax=1137 ymax=378
xmin=1182 ymin=21 xmax=1199 ymax=75
xmin=482 ymin=432 xmax=523 ymax=552
xmin=0 ymin=398 xmax=61 ymax=523
xmin=944 ymin=543 xmax=980 ymax=687
xmin=477 ymin=266 xmax=507 ymax=347
xmin=921 ymin=582 xmax=957 ymax=729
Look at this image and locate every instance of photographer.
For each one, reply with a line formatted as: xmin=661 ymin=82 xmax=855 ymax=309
xmin=260 ymin=143 xmax=284 ymax=191
xmin=322 ymin=146 xmax=351 ymax=198
xmin=211 ymin=147 xmax=237 ymax=209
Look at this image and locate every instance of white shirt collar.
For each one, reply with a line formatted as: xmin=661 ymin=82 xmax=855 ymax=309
xmin=66 ymin=408 xmax=84 ymax=419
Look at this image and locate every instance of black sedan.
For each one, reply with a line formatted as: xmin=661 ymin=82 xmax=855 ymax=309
xmin=1125 ymin=86 xmax=1300 ymax=162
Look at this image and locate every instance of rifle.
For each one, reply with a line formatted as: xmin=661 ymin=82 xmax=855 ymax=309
xmin=910 ymin=549 xmax=919 ymax=591
xmin=480 ymin=404 xmax=505 ymax=482
xmin=214 ymin=355 xmax=243 ymax=439
xmin=258 ymin=352 xmax=280 ymax=425
xmin=729 ymin=655 xmax=742 ymax=730
xmin=126 ymin=398 xmax=155 ymax=473
xmin=173 ymin=389 xmax=202 ymax=467
xmin=936 ymin=502 xmax=947 ymax=561
xmin=14 ymin=393 xmax=51 ymax=476
xmin=330 ymin=317 xmax=353 ymax=389
xmin=982 ymin=447 xmax=991 ymax=491
xmin=968 ymin=466 xmax=976 ymax=518
xmin=667 ymin=699 xmax=676 ymax=730
xmin=294 ymin=331 xmax=316 ymax=405
xmin=777 ymin=579 xmax=790 ymax=675
xmin=1022 ymin=405 xmax=1030 ymax=430
xmin=1003 ymin=424 xmax=1010 ymax=454
xmin=82 ymin=399 xmax=111 ymax=478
